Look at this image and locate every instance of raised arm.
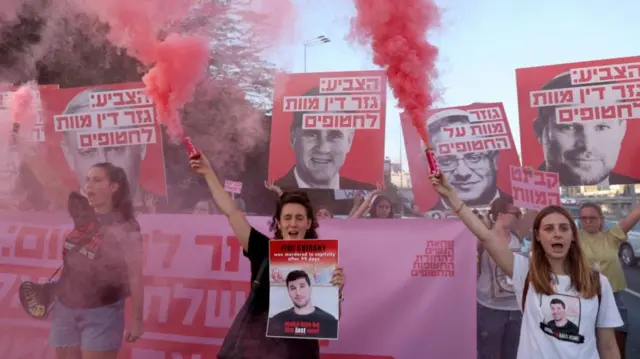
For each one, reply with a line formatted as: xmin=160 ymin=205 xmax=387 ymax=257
xmin=264 ymin=180 xmax=283 ymax=198
xmin=190 ymin=155 xmax=251 ymax=250
xmin=350 ymin=184 xmax=383 ymax=218
xmin=429 ymin=173 xmax=515 ymax=277
xmin=512 ymin=209 xmax=538 ymax=239
xmin=347 ymin=191 xmax=365 ymax=217
xmin=618 ymin=203 xmax=640 ymax=234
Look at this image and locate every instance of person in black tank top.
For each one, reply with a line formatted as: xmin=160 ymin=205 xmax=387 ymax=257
xmin=49 ymin=162 xmax=144 ymax=359
xmin=189 ymin=154 xmax=346 ymax=359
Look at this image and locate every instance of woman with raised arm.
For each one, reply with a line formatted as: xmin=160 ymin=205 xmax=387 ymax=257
xmin=192 ymin=155 xmax=345 ymax=359
xmin=578 ymin=202 xmax=640 ymax=358
xmin=430 ymin=173 xmax=622 ymax=359
xmin=49 ymin=163 xmax=144 ymax=359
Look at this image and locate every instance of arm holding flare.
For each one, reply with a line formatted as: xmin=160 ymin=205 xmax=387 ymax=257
xmin=186 ymin=137 xmax=252 ymax=250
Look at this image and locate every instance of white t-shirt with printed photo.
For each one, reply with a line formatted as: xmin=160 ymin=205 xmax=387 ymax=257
xmin=511 ymin=254 xmax=623 ymax=359
xmin=477 ymin=233 xmax=522 ymax=311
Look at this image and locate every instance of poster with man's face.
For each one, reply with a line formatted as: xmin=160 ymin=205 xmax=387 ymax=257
xmin=401 ymin=103 xmax=521 ymax=213
xmin=39 ymin=83 xmax=167 ymax=209
xmin=516 ymin=55 xmax=640 ymax=186
xmin=268 ymin=71 xmax=386 ymax=192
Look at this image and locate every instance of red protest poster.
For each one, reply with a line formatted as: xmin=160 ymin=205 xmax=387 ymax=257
xmin=40 ymin=83 xmax=167 ymax=209
xmin=509 ymin=166 xmax=560 ymax=210
xmin=268 ymin=71 xmax=386 ymax=191
xmin=516 ymin=55 xmax=640 ymax=186
xmin=267 ymin=239 xmax=339 ymax=340
xmin=401 ymin=103 xmax=521 ymax=213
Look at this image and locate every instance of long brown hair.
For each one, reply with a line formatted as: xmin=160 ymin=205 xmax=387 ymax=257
xmin=529 ymin=205 xmax=599 ymax=298
xmin=91 ymin=162 xmax=135 ymax=221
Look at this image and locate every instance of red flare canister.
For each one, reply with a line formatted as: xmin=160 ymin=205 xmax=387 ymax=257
xmin=183 ymin=136 xmax=201 ymax=159
xmin=425 ymin=147 xmax=439 ymax=174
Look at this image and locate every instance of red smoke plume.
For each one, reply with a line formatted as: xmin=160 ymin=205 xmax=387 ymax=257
xmin=66 ymin=0 xmax=210 ymax=141
xmin=350 ymin=0 xmax=440 ymax=147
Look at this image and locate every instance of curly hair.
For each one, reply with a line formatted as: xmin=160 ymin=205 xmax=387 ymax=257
xmin=268 ymin=191 xmax=319 ymax=239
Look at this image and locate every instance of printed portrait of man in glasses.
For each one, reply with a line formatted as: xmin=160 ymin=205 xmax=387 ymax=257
xmin=426 ymin=110 xmax=507 ymax=210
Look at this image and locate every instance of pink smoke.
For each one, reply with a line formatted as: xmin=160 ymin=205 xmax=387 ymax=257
xmin=61 ymin=0 xmax=208 ymax=141
xmin=7 ymin=82 xmax=38 ymax=130
xmin=142 ymin=34 xmax=209 ymax=140
xmin=350 ymin=0 xmax=440 ymax=147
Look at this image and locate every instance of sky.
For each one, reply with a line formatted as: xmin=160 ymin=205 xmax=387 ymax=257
xmin=269 ymin=0 xmax=640 ymax=171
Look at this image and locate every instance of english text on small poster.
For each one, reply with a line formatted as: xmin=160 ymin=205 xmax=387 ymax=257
xmin=267 ymin=239 xmax=340 ymax=340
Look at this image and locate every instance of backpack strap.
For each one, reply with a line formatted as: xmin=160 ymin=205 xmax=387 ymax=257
xmin=522 ymin=272 xmax=530 ymax=312
xmin=522 ymin=271 xmax=602 ymax=312
xmin=591 ymin=270 xmax=602 ymax=308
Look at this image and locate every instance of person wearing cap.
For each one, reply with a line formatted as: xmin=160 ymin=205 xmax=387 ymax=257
xmin=425 ymin=110 xmax=506 ymax=210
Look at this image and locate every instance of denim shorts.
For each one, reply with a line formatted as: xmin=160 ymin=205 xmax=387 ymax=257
xmin=49 ymin=299 xmax=125 ymax=351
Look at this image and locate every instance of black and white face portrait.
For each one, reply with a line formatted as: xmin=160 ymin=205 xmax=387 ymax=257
xmin=291 ymin=127 xmax=354 ymax=187
xmin=539 ymin=116 xmax=626 ymax=186
xmin=534 ymin=73 xmax=628 ymax=186
xmin=427 ymin=111 xmax=499 ymax=204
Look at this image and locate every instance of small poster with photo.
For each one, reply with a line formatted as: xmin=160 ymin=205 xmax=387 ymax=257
xmin=490 ymin=261 xmax=516 ymax=300
xmin=267 ymin=239 xmax=340 ymax=340
xmin=539 ymin=294 xmax=584 ymax=344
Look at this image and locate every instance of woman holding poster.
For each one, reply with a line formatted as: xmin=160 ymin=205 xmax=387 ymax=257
xmin=430 ymin=173 xmax=622 ymax=359
xmin=190 ymin=155 xmax=346 ymax=359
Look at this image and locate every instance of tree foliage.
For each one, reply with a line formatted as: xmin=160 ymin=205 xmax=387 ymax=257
xmin=0 ymin=0 xmax=279 ymax=214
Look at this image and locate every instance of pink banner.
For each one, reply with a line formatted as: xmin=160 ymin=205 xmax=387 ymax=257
xmin=0 ymin=212 xmax=476 ymax=359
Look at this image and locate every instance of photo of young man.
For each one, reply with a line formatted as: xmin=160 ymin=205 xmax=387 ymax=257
xmin=267 ymin=270 xmax=338 ymax=339
xmin=545 ymin=297 xmax=580 ymax=335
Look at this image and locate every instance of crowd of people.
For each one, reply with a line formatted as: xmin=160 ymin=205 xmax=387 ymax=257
xmin=5 ymin=126 xmax=632 ymax=359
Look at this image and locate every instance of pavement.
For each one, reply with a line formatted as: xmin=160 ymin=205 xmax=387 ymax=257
xmin=622 ymin=265 xmax=640 ymax=358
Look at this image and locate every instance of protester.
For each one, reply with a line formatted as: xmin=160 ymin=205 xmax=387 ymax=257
xmin=475 ymin=197 xmax=530 ymax=359
xmin=578 ymin=202 xmax=640 ymax=358
xmin=49 ymin=162 xmax=144 ymax=359
xmin=350 ymin=184 xmax=386 ymax=218
xmin=430 ymin=173 xmax=622 ymax=359
xmin=190 ymin=154 xmax=345 ymax=358
xmin=315 ymin=204 xmax=334 ymax=220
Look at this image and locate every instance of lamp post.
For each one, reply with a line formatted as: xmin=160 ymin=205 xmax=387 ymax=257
xmin=303 ymin=35 xmax=330 ymax=72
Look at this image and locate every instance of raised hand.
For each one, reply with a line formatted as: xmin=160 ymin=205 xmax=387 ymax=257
xmin=189 ymin=154 xmax=213 ymax=176
xmin=429 ymin=172 xmax=454 ymax=198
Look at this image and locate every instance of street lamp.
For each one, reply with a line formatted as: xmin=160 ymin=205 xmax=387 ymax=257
xmin=303 ymin=35 xmax=330 ymax=72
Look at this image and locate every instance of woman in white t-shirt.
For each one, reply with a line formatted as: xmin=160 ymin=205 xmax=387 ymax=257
xmin=430 ymin=173 xmax=622 ymax=359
